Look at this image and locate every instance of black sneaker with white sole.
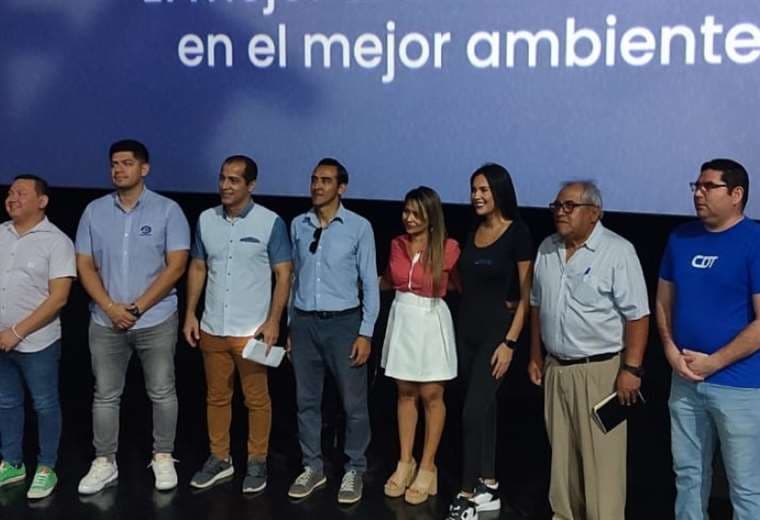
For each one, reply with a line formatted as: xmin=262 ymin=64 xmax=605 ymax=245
xmin=471 ymin=480 xmax=501 ymax=512
xmin=446 ymin=494 xmax=479 ymax=520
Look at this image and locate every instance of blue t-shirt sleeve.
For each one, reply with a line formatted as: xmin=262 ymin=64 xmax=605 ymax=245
xmin=267 ymin=216 xmax=292 ymax=265
xmin=659 ymin=237 xmax=674 ymax=282
xmin=75 ymin=205 xmax=93 ymax=255
xmin=190 ymin=218 xmax=206 ymax=259
xmin=166 ymin=202 xmax=191 ymax=252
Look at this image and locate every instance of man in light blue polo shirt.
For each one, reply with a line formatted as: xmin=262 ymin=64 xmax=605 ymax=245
xmin=75 ymin=139 xmax=190 ymax=495
xmin=287 ymin=157 xmax=379 ymax=505
xmin=183 ymin=155 xmax=292 ymax=494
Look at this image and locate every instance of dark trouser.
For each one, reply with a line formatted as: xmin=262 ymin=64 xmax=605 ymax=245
xmin=458 ymin=312 xmax=512 ymax=492
xmin=290 ymin=308 xmax=369 ymax=474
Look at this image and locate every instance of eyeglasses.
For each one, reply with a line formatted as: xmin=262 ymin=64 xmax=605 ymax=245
xmin=309 ymin=227 xmax=323 ymax=254
xmin=689 ymin=181 xmax=729 ymax=193
xmin=548 ymin=201 xmax=597 ymax=214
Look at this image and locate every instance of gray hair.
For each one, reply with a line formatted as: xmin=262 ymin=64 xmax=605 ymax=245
xmin=561 ymin=180 xmax=603 ymax=217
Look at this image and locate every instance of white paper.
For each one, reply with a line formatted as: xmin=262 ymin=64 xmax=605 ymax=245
xmin=241 ymin=338 xmax=286 ymax=368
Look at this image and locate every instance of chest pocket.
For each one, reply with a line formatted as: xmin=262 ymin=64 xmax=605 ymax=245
xmin=569 ymin=273 xmax=611 ymax=308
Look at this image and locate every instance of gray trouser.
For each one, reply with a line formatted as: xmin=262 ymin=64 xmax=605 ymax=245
xmin=89 ymin=314 xmax=178 ymax=457
xmin=290 ymin=309 xmax=370 ymax=473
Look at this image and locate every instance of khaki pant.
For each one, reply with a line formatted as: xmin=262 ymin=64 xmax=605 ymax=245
xmin=199 ymin=331 xmax=271 ymax=460
xmin=544 ymin=354 xmax=626 ymax=520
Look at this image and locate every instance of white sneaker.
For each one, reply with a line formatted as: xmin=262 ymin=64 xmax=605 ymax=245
xmin=150 ymin=453 xmax=178 ymax=491
xmin=471 ymin=480 xmax=501 ymax=512
xmin=78 ymin=457 xmax=118 ymax=495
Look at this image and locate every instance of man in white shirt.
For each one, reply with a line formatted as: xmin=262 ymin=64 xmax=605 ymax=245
xmin=529 ymin=181 xmax=649 ymax=520
xmin=0 ymin=175 xmax=75 ymax=499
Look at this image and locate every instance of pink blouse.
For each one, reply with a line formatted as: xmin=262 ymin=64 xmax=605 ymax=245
xmin=384 ymin=235 xmax=460 ymax=298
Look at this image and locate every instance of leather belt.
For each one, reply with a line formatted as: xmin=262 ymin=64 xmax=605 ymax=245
xmin=294 ymin=306 xmax=360 ymax=319
xmin=552 ymin=352 xmax=618 ymax=366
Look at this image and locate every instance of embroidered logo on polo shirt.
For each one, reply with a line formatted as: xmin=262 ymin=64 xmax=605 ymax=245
xmin=139 ymin=225 xmax=153 ymax=237
xmin=691 ymin=255 xmax=718 ymax=269
xmin=240 ymin=236 xmax=260 ymax=243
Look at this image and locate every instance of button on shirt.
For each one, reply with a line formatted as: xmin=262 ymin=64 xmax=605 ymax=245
xmin=75 ymin=188 xmax=190 ymax=329
xmin=291 ymin=204 xmax=379 ymax=338
xmin=191 ymin=201 xmax=291 ymax=337
xmin=530 ymin=222 xmax=649 ymax=359
xmin=0 ymin=217 xmax=76 ymax=353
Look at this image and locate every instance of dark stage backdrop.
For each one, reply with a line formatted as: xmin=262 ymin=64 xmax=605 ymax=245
xmin=0 ymin=184 xmax=702 ymax=516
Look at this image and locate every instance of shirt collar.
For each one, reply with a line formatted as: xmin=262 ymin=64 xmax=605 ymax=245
xmin=305 ymin=203 xmax=346 ymax=227
xmin=552 ymin=221 xmax=604 ymax=252
xmin=112 ymin=186 xmax=150 ymax=212
xmin=6 ymin=216 xmax=53 ymax=237
xmin=224 ymin=199 xmax=254 ymax=220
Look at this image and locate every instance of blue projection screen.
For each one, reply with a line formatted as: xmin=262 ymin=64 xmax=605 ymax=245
xmin=2 ymin=1 xmax=759 ymax=216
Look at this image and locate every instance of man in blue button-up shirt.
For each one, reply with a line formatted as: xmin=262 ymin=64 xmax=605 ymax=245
xmin=286 ymin=158 xmax=379 ymax=505
xmin=75 ymin=140 xmax=190 ymax=495
xmin=183 ymin=155 xmax=292 ymax=494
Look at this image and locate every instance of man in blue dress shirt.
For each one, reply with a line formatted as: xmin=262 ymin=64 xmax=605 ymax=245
xmin=286 ymin=158 xmax=379 ymax=505
xmin=75 ymin=139 xmax=190 ymax=495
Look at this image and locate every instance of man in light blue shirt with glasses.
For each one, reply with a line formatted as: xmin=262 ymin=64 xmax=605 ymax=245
xmin=286 ymin=157 xmax=379 ymax=505
xmin=75 ymin=139 xmax=190 ymax=495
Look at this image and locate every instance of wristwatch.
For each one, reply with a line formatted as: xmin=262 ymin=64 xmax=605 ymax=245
xmin=128 ymin=303 xmax=143 ymax=319
xmin=620 ymin=363 xmax=644 ymax=378
xmin=504 ymin=339 xmax=518 ymax=350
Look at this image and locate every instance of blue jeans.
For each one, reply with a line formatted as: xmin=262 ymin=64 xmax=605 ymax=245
xmin=0 ymin=341 xmax=61 ymax=468
xmin=89 ymin=314 xmax=178 ymax=456
xmin=290 ymin=309 xmax=369 ymax=473
xmin=669 ymin=375 xmax=760 ymax=520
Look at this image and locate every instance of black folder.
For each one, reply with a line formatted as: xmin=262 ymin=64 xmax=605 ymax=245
xmin=592 ymin=391 xmax=646 ymax=434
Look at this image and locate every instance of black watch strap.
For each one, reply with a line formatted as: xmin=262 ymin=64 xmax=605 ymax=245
xmin=621 ymin=362 xmax=644 ymax=378
xmin=504 ymin=339 xmax=518 ymax=350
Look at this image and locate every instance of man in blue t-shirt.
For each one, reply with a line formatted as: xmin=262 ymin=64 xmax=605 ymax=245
xmin=657 ymin=158 xmax=760 ymax=520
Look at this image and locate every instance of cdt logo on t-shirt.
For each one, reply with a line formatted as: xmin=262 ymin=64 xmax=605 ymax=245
xmin=691 ymin=255 xmax=718 ymax=269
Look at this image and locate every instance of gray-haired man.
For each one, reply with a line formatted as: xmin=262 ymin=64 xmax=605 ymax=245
xmin=529 ymin=181 xmax=650 ymax=520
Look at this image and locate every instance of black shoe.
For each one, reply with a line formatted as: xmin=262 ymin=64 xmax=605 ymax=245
xmin=446 ymin=494 xmax=478 ymax=520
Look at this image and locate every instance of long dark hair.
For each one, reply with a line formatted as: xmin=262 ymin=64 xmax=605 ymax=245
xmin=470 ymin=163 xmax=520 ymax=220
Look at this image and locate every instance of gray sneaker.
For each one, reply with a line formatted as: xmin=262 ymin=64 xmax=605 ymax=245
xmin=189 ymin=455 xmax=234 ymax=489
xmin=337 ymin=470 xmax=363 ymax=505
xmin=242 ymin=460 xmax=267 ymax=494
xmin=287 ymin=467 xmax=326 ymax=499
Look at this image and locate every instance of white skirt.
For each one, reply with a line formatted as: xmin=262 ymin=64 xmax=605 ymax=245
xmin=381 ymin=291 xmax=457 ymax=382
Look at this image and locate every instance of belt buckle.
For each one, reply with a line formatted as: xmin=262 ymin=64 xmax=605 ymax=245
xmin=316 ymin=311 xmax=330 ymax=319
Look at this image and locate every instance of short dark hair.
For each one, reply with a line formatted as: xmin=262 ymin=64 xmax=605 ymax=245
xmin=109 ymin=139 xmax=149 ymax=163
xmin=701 ymin=158 xmax=749 ymax=210
xmin=13 ymin=174 xmax=49 ymax=196
xmin=222 ymin=155 xmax=258 ymax=183
xmin=315 ymin=157 xmax=349 ymax=185
xmin=470 ymin=163 xmax=520 ymax=220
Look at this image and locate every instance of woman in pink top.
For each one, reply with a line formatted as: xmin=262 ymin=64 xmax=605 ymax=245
xmin=380 ymin=186 xmax=460 ymax=505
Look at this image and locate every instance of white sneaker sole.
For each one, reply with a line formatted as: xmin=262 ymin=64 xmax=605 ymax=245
xmin=476 ymin=498 xmax=501 ymax=512
xmin=190 ymin=466 xmax=234 ymax=489
xmin=242 ymin=480 xmax=267 ymax=494
xmin=78 ymin=470 xmax=119 ymax=495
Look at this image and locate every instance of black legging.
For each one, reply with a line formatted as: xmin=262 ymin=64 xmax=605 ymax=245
xmin=458 ymin=312 xmax=512 ymax=492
